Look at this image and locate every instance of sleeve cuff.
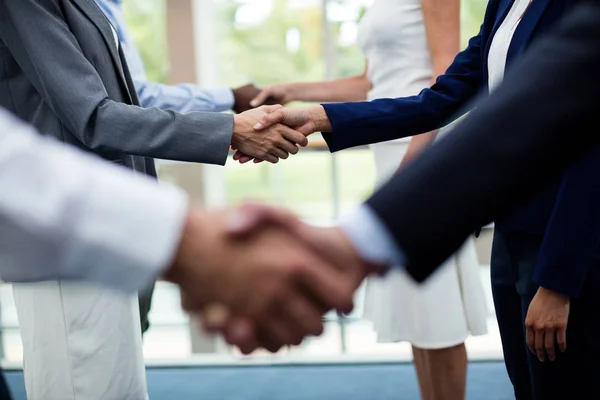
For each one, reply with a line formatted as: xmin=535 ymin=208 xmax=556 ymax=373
xmin=338 ymin=204 xmax=406 ymax=268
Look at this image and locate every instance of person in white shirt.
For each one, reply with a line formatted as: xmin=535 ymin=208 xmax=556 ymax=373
xmin=0 ymin=107 xmax=369 ymax=384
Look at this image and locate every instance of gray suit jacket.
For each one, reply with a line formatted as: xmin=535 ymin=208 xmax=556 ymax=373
xmin=0 ymin=0 xmax=234 ymax=176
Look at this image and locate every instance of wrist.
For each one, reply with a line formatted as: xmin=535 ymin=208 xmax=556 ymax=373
xmin=163 ymin=209 xmax=203 ymax=286
xmin=308 ymin=105 xmax=331 ymax=132
xmin=539 ymin=286 xmax=570 ymax=301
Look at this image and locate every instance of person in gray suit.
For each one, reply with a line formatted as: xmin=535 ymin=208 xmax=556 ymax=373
xmin=0 ymin=0 xmax=305 ymax=398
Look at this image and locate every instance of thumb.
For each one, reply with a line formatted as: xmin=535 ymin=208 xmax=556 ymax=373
xmin=226 ymin=203 xmax=300 ymax=236
xmin=253 ymin=109 xmax=285 ymax=130
xmin=250 ymin=90 xmax=271 ymax=107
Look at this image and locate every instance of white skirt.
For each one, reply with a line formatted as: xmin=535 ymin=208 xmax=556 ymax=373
xmin=13 ymin=281 xmax=148 ymax=400
xmin=364 ymin=140 xmax=489 ymax=348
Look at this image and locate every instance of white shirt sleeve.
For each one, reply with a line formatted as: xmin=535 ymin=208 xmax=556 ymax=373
xmin=338 ymin=204 xmax=406 ymax=268
xmin=0 ymin=109 xmax=189 ymax=292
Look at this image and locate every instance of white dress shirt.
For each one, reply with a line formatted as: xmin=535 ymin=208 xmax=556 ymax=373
xmin=0 ymin=109 xmax=188 ymax=292
xmin=487 ymin=0 xmax=531 ymax=91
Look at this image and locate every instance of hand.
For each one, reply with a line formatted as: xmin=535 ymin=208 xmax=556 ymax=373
xmin=232 ymin=84 xmax=261 ymax=114
xmin=201 ymin=203 xmax=382 ymax=353
xmin=163 ymin=207 xmax=357 ymax=354
xmin=233 ymin=105 xmax=331 ymax=164
xmin=525 ymin=287 xmax=570 ymax=362
xmin=250 ymin=83 xmax=296 ymax=108
xmin=232 ymin=105 xmax=308 ymax=163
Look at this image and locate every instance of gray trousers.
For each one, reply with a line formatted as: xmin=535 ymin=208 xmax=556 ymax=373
xmin=138 ymin=281 xmax=155 ymax=335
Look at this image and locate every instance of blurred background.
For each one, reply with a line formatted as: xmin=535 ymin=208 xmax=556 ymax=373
xmin=2 ymin=0 xmax=509 ymax=397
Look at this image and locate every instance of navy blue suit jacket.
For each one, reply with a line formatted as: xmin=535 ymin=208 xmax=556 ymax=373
xmin=323 ymin=0 xmax=596 ymax=298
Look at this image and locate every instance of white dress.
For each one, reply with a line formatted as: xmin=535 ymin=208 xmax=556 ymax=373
xmin=359 ymin=0 xmax=488 ymax=348
xmin=12 ymin=26 xmax=149 ymax=400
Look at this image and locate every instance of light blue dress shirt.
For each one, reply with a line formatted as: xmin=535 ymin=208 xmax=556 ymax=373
xmin=339 ymin=205 xmax=406 ymax=269
xmin=96 ymin=0 xmax=234 ymax=112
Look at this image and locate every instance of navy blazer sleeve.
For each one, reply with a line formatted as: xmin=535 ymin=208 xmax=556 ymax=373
xmin=320 ymin=28 xmax=484 ymax=152
xmin=533 ymin=147 xmax=600 ymax=298
xmin=363 ymin=0 xmax=600 ymax=282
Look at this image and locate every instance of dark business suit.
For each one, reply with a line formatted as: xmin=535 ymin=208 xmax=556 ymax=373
xmin=319 ymin=0 xmax=599 ymax=397
xmin=363 ymin=1 xmax=600 ymax=398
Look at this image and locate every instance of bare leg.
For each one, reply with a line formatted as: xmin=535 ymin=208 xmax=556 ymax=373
xmin=413 ymin=346 xmax=434 ymax=400
xmin=413 ymin=343 xmax=467 ymax=400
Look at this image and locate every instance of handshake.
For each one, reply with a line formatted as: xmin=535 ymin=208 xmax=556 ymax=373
xmin=231 ymin=99 xmax=331 ymax=164
xmin=162 ymin=203 xmax=383 ymax=354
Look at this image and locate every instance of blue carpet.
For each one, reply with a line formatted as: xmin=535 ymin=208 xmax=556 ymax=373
xmin=4 ymin=362 xmax=513 ymax=399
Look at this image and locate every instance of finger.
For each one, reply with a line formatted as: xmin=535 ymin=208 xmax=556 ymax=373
xmin=223 ymin=318 xmax=259 ymax=354
xmin=535 ymin=328 xmax=545 ymax=362
xmin=250 ymin=90 xmax=270 ymax=107
xmin=201 ymin=303 xmax=231 ymax=333
xmin=234 ymin=151 xmax=254 ymax=164
xmin=291 ymin=261 xmax=355 ymax=314
xmin=275 ymin=137 xmax=300 ymax=155
xmin=526 ymin=325 xmax=536 ymax=355
xmin=258 ymin=317 xmax=296 ymax=352
xmin=557 ymin=327 xmax=567 ymax=353
xmin=268 ymin=146 xmax=289 ymax=160
xmin=254 ymin=110 xmax=285 ymax=130
xmin=279 ymin=126 xmax=308 ymax=147
xmin=545 ymin=327 xmax=556 ymax=361
xmin=259 ymin=104 xmax=284 ymax=113
xmin=282 ymin=295 xmax=325 ymax=338
xmin=226 ymin=204 xmax=300 ymax=237
xmin=253 ymin=159 xmax=264 ymax=164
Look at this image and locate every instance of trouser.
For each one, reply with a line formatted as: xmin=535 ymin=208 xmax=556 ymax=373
xmin=491 ymin=230 xmax=600 ymax=400
xmin=13 ymin=281 xmax=148 ymax=400
xmin=138 ymin=280 xmax=155 ymax=335
xmin=0 ymin=367 xmax=11 ymax=399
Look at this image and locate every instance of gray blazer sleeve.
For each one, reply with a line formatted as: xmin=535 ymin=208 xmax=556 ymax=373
xmin=365 ymin=0 xmax=600 ymax=282
xmin=0 ymin=0 xmax=233 ymax=165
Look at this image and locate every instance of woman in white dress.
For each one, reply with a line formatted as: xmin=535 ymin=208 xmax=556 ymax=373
xmin=251 ymin=0 xmax=487 ymax=398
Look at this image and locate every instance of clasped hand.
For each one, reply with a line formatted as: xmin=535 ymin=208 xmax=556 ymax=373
xmin=164 ymin=204 xmax=381 ymax=355
xmin=233 ymin=105 xmax=330 ymax=164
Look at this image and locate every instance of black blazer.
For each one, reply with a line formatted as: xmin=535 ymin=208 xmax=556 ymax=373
xmin=365 ymin=0 xmax=600 ymax=282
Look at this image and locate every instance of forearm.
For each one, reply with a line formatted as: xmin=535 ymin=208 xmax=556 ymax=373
xmin=287 ymin=76 xmax=372 ymax=103
xmin=0 ymin=0 xmax=234 ymax=165
xmin=365 ymin=1 xmax=600 ymax=281
xmin=136 ymin=80 xmax=235 ymax=113
xmin=422 ymin=0 xmax=460 ymax=78
xmin=0 ymin=110 xmax=188 ymax=291
xmin=398 ymin=131 xmax=439 ymax=169
xmin=533 ymin=148 xmax=600 ymax=298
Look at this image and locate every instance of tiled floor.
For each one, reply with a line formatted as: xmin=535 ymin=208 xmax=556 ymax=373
xmin=0 ymin=267 xmax=502 ymax=366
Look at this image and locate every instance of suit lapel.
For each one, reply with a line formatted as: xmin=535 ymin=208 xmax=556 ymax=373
xmin=506 ymin=0 xmax=553 ymax=62
xmin=68 ymin=0 xmax=134 ymax=103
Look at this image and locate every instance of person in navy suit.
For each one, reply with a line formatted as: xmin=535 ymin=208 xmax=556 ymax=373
xmin=239 ymin=0 xmax=597 ymax=398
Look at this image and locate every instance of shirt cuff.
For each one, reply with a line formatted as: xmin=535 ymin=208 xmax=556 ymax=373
xmin=338 ymin=204 xmax=406 ymax=269
xmin=62 ymin=167 xmax=189 ymax=293
xmin=208 ymin=87 xmax=235 ymax=111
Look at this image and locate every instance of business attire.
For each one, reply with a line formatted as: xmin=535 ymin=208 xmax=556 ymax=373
xmin=338 ymin=1 xmax=600 ymax=397
xmin=321 ymin=0 xmax=598 ymax=397
xmin=95 ymin=0 xmax=235 ymax=334
xmin=95 ymin=0 xmax=234 ymax=113
xmin=357 ymin=0 xmax=487 ymax=349
xmin=0 ymin=108 xmax=189 ymax=399
xmin=0 ymin=0 xmax=232 ymax=398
